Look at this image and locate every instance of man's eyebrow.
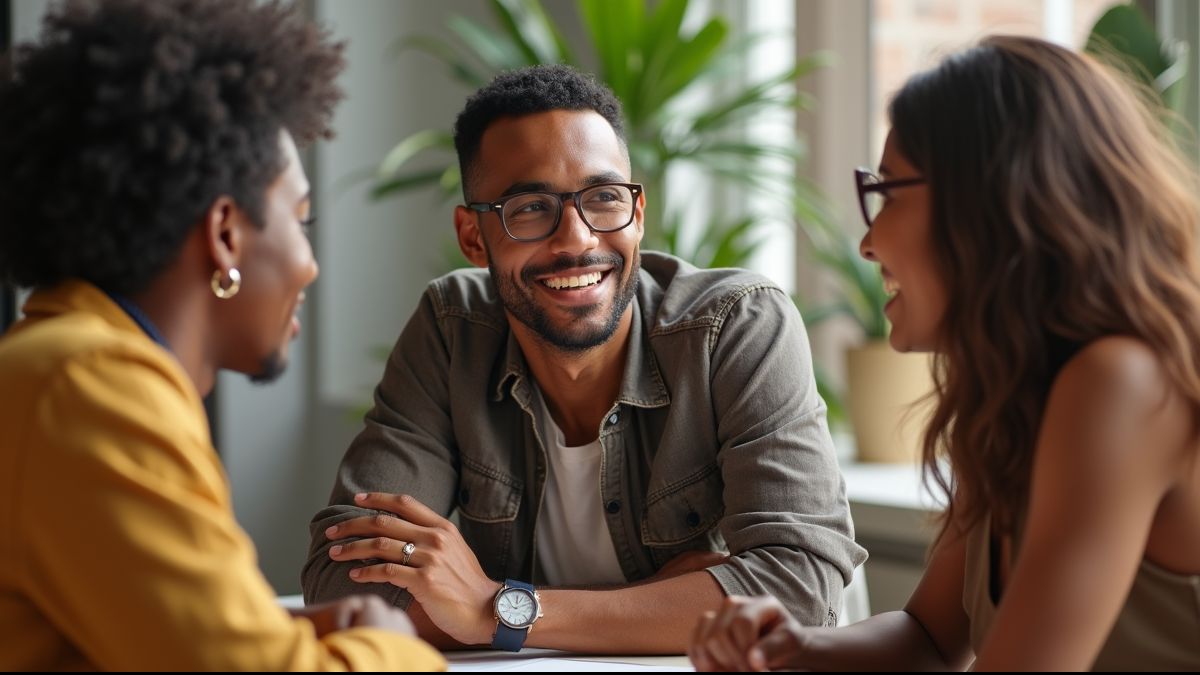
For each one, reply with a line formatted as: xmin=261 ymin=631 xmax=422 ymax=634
xmin=582 ymin=172 xmax=627 ymax=186
xmin=497 ymin=173 xmax=628 ymax=197
xmin=499 ymin=182 xmax=550 ymax=197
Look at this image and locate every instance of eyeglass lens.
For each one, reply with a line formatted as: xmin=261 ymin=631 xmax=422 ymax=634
xmin=502 ymin=184 xmax=636 ymax=239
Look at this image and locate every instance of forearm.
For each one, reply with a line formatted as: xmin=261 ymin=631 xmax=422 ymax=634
xmin=525 ymin=571 xmax=725 ymax=654
xmin=797 ymin=610 xmax=964 ymax=671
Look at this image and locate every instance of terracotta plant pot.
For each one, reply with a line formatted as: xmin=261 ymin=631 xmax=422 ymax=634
xmin=846 ymin=340 xmax=934 ymax=463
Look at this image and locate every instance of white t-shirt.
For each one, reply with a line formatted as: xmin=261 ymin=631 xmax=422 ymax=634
xmin=533 ymin=395 xmax=626 ymax=587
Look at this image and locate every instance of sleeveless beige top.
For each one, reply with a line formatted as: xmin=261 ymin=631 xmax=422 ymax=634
xmin=962 ymin=516 xmax=1200 ymax=671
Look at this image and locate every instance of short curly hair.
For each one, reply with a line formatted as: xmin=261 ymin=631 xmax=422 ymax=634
xmin=453 ymin=64 xmax=626 ymax=200
xmin=0 ymin=0 xmax=345 ymax=295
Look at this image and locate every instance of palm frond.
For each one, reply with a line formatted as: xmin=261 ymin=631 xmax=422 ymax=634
xmin=490 ymin=0 xmax=573 ymax=65
xmin=446 ymin=15 xmax=530 ymax=71
xmin=392 ymin=35 xmax=491 ymax=87
xmin=371 ymin=168 xmax=447 ymax=200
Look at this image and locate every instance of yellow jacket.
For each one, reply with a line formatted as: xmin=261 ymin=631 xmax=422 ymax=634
xmin=0 ymin=281 xmax=445 ymax=671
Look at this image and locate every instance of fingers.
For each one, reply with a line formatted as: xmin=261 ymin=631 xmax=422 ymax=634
xmin=689 ymin=596 xmax=790 ymax=672
xmin=324 ymin=510 xmax=420 ymax=544
xmin=350 ymin=594 xmax=418 ymax=635
xmin=290 ymin=597 xmax=352 ymax=638
xmin=691 ymin=600 xmax=755 ymax=671
xmin=753 ymin=623 xmax=804 ymax=671
xmin=329 ymin=536 xmax=424 ymax=566
xmin=354 ymin=492 xmax=446 ymax=529
xmin=326 ymin=492 xmax=451 ymax=559
xmin=689 ymin=609 xmax=719 ymax=671
xmin=347 ymin=561 xmax=420 ymax=587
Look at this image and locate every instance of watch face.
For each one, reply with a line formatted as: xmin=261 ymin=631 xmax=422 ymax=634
xmin=497 ymin=588 xmax=537 ymax=628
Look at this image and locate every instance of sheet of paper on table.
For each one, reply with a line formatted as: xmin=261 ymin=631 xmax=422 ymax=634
xmin=446 ymin=649 xmax=693 ymax=672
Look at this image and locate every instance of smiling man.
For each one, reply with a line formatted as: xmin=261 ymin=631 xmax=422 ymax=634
xmin=303 ymin=65 xmax=865 ymax=654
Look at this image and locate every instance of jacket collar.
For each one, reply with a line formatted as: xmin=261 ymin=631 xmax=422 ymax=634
xmin=22 ymin=280 xmax=148 ymax=339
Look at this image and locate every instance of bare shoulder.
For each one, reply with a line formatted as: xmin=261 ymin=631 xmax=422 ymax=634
xmin=1043 ymin=335 xmax=1192 ymax=476
xmin=1049 ymin=336 xmax=1189 ymax=428
xmin=1056 ymin=336 xmax=1170 ymax=397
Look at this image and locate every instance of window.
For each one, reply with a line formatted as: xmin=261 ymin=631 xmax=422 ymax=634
xmin=871 ymin=0 xmax=1115 ymax=159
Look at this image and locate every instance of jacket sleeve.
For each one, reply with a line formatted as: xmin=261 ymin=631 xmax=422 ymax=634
xmin=19 ymin=347 xmax=444 ymax=671
xmin=704 ymin=284 xmax=868 ymax=626
xmin=302 ymin=288 xmax=460 ymax=610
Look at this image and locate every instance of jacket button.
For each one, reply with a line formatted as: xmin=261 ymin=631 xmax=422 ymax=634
xmin=608 ymin=413 xmax=619 ymax=425
xmin=459 ymin=488 xmax=470 ymax=505
xmin=686 ymin=511 xmax=701 ymax=527
xmin=605 ymin=499 xmax=621 ymax=514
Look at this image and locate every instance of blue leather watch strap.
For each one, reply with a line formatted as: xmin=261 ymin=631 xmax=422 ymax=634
xmin=506 ymin=579 xmax=535 ymax=592
xmin=491 ymin=579 xmax=536 ymax=652
xmin=492 ymin=620 xmax=526 ymax=652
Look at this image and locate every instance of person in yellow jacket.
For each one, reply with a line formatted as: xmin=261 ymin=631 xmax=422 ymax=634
xmin=0 ymin=0 xmax=444 ymax=670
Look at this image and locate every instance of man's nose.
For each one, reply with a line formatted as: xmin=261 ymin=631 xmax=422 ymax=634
xmin=546 ymin=200 xmax=598 ymax=255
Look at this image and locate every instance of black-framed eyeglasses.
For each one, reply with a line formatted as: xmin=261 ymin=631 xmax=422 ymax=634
xmin=855 ymin=167 xmax=925 ymax=228
xmin=467 ymin=182 xmax=643 ymax=242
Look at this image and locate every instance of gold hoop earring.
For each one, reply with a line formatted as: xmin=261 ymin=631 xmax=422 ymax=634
xmin=211 ymin=267 xmax=241 ymax=299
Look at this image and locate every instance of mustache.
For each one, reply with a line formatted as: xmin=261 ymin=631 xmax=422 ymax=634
xmin=521 ymin=253 xmax=623 ymax=284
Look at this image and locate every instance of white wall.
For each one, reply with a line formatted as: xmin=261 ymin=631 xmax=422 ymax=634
xmin=11 ymin=1 xmax=48 ymax=317
xmin=313 ymin=0 xmax=481 ymax=407
xmin=793 ymin=0 xmax=872 ymax=392
xmin=12 ymin=0 xmax=47 ymax=40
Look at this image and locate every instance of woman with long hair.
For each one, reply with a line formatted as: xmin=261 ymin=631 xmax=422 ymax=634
xmin=0 ymin=0 xmax=443 ymax=670
xmin=689 ymin=35 xmax=1200 ymax=671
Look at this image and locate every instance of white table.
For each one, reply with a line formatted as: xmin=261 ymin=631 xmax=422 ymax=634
xmin=446 ymin=649 xmax=691 ymax=672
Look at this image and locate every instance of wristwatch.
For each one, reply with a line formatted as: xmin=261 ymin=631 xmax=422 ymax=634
xmin=491 ymin=579 xmax=542 ymax=651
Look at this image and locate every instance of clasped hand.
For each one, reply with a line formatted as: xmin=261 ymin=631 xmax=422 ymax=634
xmin=689 ymin=595 xmax=809 ymax=671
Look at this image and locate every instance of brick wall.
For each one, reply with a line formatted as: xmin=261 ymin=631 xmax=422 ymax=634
xmin=870 ymin=0 xmax=1115 ymax=157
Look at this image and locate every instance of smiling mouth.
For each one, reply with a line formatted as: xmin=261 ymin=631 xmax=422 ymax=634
xmin=540 ymin=271 xmax=606 ymax=290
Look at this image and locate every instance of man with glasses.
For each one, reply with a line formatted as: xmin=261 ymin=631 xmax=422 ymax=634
xmin=303 ymin=65 xmax=864 ymax=654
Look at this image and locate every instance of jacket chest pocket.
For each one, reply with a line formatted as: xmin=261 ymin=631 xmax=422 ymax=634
xmin=456 ymin=461 xmax=522 ymax=578
xmin=640 ymin=464 xmax=726 ymax=567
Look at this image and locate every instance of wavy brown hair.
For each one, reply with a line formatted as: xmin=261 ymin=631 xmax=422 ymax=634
xmin=889 ymin=35 xmax=1200 ymax=539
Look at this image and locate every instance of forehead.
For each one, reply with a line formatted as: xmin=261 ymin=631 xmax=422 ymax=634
xmin=474 ymin=110 xmax=629 ymax=192
xmin=880 ymin=130 xmax=918 ymax=173
xmin=269 ymin=130 xmax=309 ymax=199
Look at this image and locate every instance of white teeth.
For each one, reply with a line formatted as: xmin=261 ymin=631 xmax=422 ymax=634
xmin=543 ymin=271 xmax=603 ymax=290
xmin=883 ymin=278 xmax=901 ymax=296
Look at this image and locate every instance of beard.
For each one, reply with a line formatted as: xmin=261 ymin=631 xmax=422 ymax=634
xmin=488 ymin=250 xmax=640 ymax=353
xmin=248 ymin=350 xmax=288 ymax=384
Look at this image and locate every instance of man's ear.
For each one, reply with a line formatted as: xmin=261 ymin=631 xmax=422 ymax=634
xmin=454 ymin=205 xmax=490 ymax=268
xmin=204 ymin=196 xmax=244 ymax=273
xmin=633 ymin=189 xmax=646 ymax=243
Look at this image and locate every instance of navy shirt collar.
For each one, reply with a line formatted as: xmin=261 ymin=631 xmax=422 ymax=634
xmin=104 ymin=291 xmax=171 ymax=350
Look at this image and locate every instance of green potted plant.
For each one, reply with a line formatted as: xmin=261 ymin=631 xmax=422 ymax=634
xmin=1086 ymin=2 xmax=1191 ymax=158
xmin=370 ymin=0 xmax=828 ymax=270
xmin=1085 ymin=3 xmax=1187 ymax=117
